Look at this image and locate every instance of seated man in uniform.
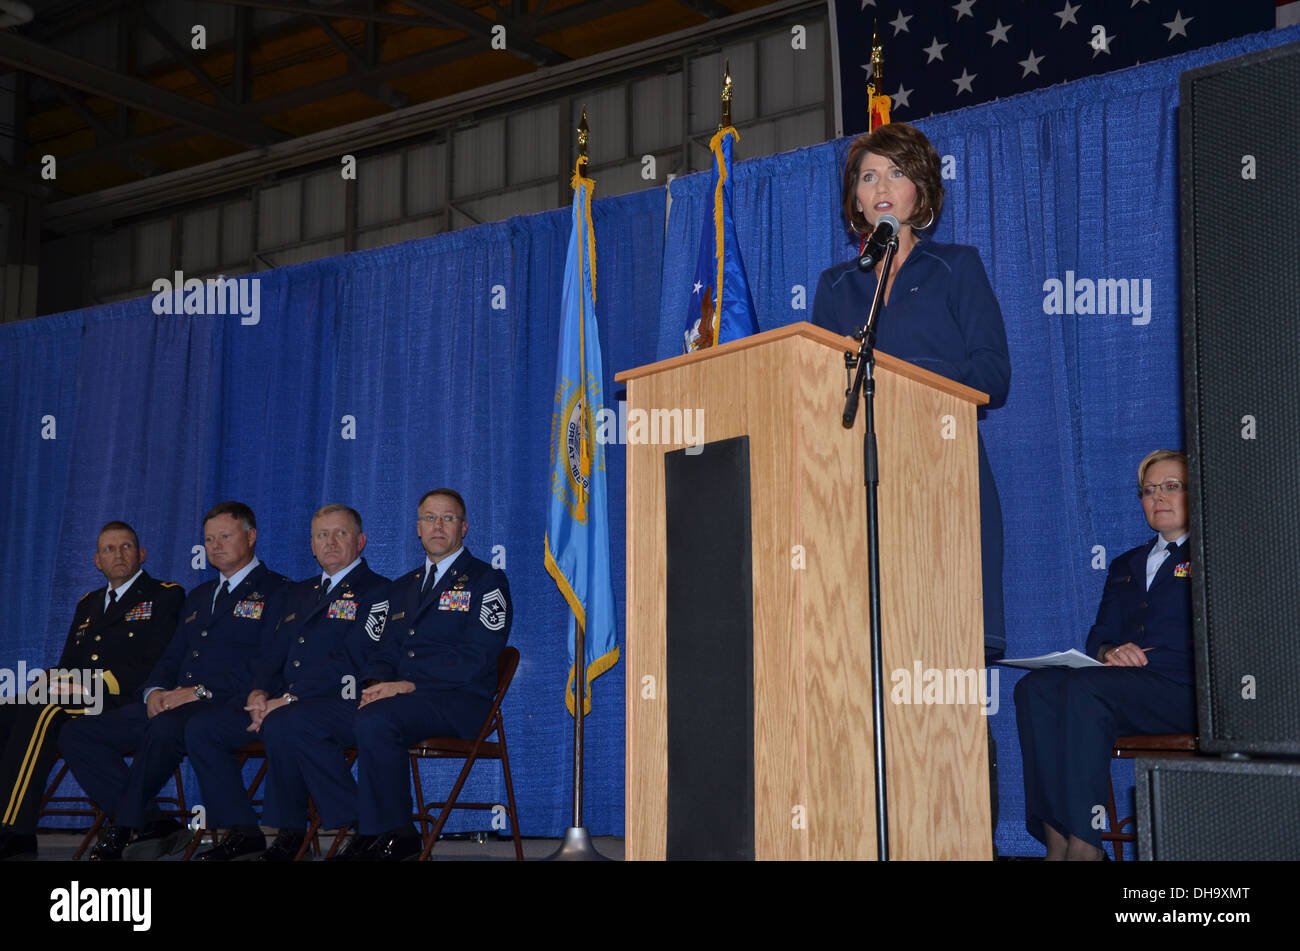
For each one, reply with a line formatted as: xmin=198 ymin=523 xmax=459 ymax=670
xmin=0 ymin=521 xmax=183 ymax=861
xmin=185 ymin=503 xmax=389 ymax=861
xmin=339 ymin=488 xmax=511 ymax=861
xmin=1015 ymin=449 xmax=1196 ymax=861
xmin=61 ymin=501 xmax=288 ymax=860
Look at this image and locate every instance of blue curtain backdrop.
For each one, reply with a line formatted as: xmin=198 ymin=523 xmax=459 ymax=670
xmin=3 ymin=23 xmax=1297 ymax=852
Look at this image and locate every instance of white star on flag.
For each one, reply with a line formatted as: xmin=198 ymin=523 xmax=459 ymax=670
xmin=890 ymin=10 xmax=912 ymax=35
xmin=1055 ymin=1 xmax=1080 ymax=28
xmin=953 ymin=68 xmax=976 ymax=94
xmin=987 ymin=19 xmax=1012 ymax=46
xmin=1019 ymin=50 xmax=1045 ymax=77
xmin=923 ymin=37 xmax=947 ymax=63
xmin=692 ymin=280 xmax=703 ymax=295
xmin=892 ymin=84 xmax=913 ymax=109
xmin=953 ymin=0 xmax=975 ymax=22
xmin=1091 ymin=25 xmax=1117 ymax=58
xmin=1164 ymin=11 xmax=1193 ymax=40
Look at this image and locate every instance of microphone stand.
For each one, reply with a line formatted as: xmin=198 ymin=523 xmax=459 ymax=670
xmin=841 ymin=233 xmax=898 ymax=861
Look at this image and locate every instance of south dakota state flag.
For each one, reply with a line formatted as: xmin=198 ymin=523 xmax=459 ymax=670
xmin=683 ymin=126 xmax=759 ymax=352
xmin=545 ymin=161 xmax=620 ymax=716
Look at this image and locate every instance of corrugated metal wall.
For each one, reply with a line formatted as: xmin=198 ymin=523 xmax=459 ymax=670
xmin=73 ymin=15 xmax=830 ymax=308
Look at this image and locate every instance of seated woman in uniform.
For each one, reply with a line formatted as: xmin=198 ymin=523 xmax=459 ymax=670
xmin=1014 ymin=449 xmax=1196 ymax=860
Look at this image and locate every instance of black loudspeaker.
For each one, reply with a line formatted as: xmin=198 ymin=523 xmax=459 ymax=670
xmin=1136 ymin=757 xmax=1300 ymax=860
xmin=1180 ymin=41 xmax=1300 ymax=755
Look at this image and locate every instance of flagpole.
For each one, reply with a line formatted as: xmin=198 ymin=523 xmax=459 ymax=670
xmin=546 ymin=106 xmax=608 ymax=863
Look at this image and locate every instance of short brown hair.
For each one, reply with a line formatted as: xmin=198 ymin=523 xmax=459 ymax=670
xmin=98 ymin=521 xmax=139 ymax=549
xmin=1137 ymin=449 xmax=1187 ymax=492
xmin=841 ymin=122 xmax=944 ymax=236
xmin=312 ymin=504 xmax=362 ymax=534
xmin=417 ymin=489 xmax=466 ymax=520
xmin=203 ymin=501 xmax=256 ymax=532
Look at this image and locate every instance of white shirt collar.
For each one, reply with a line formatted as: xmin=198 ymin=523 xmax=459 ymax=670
xmin=425 ymin=547 xmax=464 ymax=587
xmin=105 ymin=569 xmax=144 ymax=609
xmin=218 ymin=556 xmax=261 ymax=592
xmin=322 ymin=557 xmax=362 ymax=592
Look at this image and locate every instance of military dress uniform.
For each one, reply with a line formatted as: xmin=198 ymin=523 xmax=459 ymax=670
xmin=0 ymin=572 xmax=183 ymax=836
xmin=60 ymin=562 xmax=288 ymax=829
xmin=185 ymin=560 xmax=390 ymax=831
xmin=353 ymin=548 xmax=511 ymax=835
xmin=1015 ymin=537 xmax=1196 ymax=849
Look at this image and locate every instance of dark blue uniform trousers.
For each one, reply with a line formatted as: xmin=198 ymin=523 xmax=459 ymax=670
xmin=354 ymin=692 xmax=467 ymax=835
xmin=60 ymin=701 xmax=205 ymax=829
xmin=184 ymin=702 xmax=265 ymax=829
xmin=260 ymin=698 xmax=359 ymax=830
xmin=1014 ymin=666 xmax=1195 ymax=848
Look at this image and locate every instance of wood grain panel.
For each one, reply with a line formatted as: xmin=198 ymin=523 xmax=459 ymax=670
xmin=621 ymin=323 xmax=990 ymax=860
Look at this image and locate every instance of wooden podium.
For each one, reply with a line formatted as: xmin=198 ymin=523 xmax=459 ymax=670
xmin=616 ymin=322 xmax=992 ymax=860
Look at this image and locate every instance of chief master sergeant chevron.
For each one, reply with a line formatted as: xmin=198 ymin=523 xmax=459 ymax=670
xmin=342 ymin=488 xmax=511 ymax=861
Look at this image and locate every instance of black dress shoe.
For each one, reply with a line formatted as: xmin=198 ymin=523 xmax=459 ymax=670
xmin=0 ymin=831 xmax=38 ymax=861
xmin=255 ymin=830 xmax=306 ymax=862
xmin=90 ymin=824 xmax=134 ymax=862
xmin=123 ymin=818 xmax=189 ymax=861
xmin=193 ymin=829 xmax=267 ymax=861
xmin=326 ymin=831 xmax=375 ymax=861
xmin=356 ymin=830 xmax=422 ymax=862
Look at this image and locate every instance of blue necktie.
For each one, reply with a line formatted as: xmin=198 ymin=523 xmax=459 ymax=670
xmin=211 ymin=580 xmax=229 ymax=620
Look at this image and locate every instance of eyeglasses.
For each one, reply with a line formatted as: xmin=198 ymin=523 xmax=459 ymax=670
xmin=419 ymin=513 xmax=462 ymax=525
xmin=1140 ymin=480 xmax=1186 ymax=498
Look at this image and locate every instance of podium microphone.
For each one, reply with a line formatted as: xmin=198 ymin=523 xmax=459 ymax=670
xmin=858 ymin=214 xmax=900 ymax=271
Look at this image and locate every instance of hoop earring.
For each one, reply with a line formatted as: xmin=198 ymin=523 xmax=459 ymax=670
xmin=915 ymin=210 xmax=936 ymax=231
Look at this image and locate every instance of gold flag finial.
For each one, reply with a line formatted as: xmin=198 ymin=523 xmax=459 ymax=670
xmin=868 ymin=21 xmax=883 ymax=102
xmin=577 ymin=106 xmax=589 ymax=177
xmin=720 ymin=59 xmax=733 ymax=129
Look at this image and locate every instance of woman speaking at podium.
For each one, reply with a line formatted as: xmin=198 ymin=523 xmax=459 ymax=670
xmin=811 ymin=122 xmax=1011 ymax=661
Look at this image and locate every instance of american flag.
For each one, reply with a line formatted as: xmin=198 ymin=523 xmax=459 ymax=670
xmin=831 ymin=0 xmax=1289 ymax=134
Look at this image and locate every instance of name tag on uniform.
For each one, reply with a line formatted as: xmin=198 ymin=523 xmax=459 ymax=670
xmin=124 ymin=602 xmax=153 ymax=621
xmin=233 ymin=599 xmax=265 ymax=619
xmin=1174 ymin=562 xmax=1190 ymax=578
xmin=328 ymin=599 xmax=358 ymax=620
xmin=439 ymin=590 xmax=471 ymax=612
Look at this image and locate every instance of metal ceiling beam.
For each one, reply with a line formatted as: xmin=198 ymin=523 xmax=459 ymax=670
xmin=58 ymin=125 xmax=199 ymax=173
xmin=315 ymin=15 xmax=367 ymax=71
xmin=24 ymin=0 xmax=129 ymax=43
xmin=525 ymin=0 xmax=659 ymax=35
xmin=232 ymin=5 xmax=253 ymax=104
xmin=209 ymin=0 xmax=571 ymax=66
xmin=400 ymin=0 xmax=568 ymax=67
xmin=674 ymin=0 xmax=734 ymax=18
xmin=136 ymin=8 xmax=234 ymax=106
xmin=50 ymin=86 xmax=162 ymax=177
xmin=238 ymin=0 xmax=654 ymax=116
xmin=43 ymin=0 xmax=821 ymax=233
xmin=201 ymin=0 xmax=489 ymax=31
xmin=245 ymin=34 xmax=487 ymax=115
xmin=0 ymin=31 xmax=286 ymax=148
xmin=315 ymin=15 xmax=411 ymax=109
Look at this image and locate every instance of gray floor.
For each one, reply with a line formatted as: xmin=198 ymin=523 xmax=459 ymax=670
xmin=25 ymin=829 xmax=625 ymax=861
